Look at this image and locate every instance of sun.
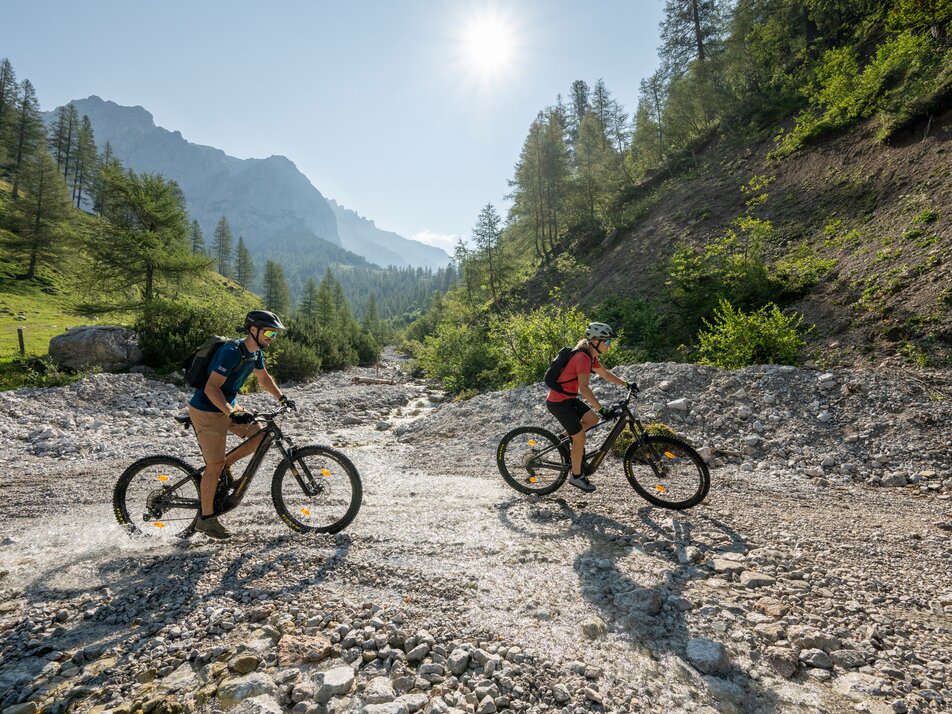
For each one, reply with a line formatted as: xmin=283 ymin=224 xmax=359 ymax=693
xmin=462 ymin=11 xmax=515 ymax=75
xmin=454 ymin=6 xmax=522 ymax=85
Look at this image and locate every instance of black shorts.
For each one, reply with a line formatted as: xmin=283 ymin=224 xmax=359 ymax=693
xmin=546 ymin=398 xmax=593 ymax=436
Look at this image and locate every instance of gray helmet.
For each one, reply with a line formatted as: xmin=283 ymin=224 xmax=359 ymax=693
xmin=585 ymin=322 xmax=617 ymax=340
xmin=245 ymin=310 xmax=285 ymax=331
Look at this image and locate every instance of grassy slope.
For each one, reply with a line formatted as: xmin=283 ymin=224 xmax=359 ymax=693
xmin=569 ymin=108 xmax=952 ymax=368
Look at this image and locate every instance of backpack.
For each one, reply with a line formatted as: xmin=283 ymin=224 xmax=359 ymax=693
xmin=543 ymin=347 xmax=592 ymax=395
xmin=182 ymin=336 xmax=234 ymax=389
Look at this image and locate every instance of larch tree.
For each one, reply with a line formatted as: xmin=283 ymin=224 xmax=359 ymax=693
xmin=0 ymin=58 xmax=19 ymax=160
xmin=211 ymin=216 xmax=234 ymax=277
xmin=235 ymin=236 xmax=255 ymax=289
xmin=298 ymin=277 xmax=320 ymax=320
xmin=262 ymin=260 xmax=291 ymax=314
xmin=189 ymin=219 xmax=205 ymax=254
xmin=9 ymin=80 xmax=45 ymax=200
xmin=71 ymin=115 xmax=97 ymax=208
xmin=5 ymin=149 xmax=73 ymax=279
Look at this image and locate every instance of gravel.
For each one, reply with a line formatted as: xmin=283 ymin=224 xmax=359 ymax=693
xmin=0 ymin=353 xmax=949 ymax=713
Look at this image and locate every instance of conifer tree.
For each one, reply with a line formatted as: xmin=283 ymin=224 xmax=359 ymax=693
xmin=659 ymin=0 xmax=724 ymax=75
xmin=298 ymin=277 xmax=320 ymax=320
xmin=315 ymin=268 xmax=336 ymax=324
xmin=71 ymin=116 xmax=97 ymax=208
xmin=85 ymin=166 xmax=208 ymax=307
xmin=9 ymin=80 xmax=45 ymax=200
xmin=211 ymin=216 xmax=234 ymax=277
xmin=262 ymin=260 xmax=291 ymax=314
xmin=189 ymin=219 xmax=205 ymax=254
xmin=92 ymin=141 xmax=118 ymax=215
xmin=5 ymin=149 xmax=72 ymax=279
xmin=0 ymin=58 xmax=18 ymax=157
xmin=235 ymin=236 xmax=255 ymax=288
xmin=472 ymin=203 xmax=504 ymax=309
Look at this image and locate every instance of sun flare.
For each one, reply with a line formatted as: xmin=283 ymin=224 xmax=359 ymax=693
xmin=453 ymin=6 xmax=522 ymax=86
xmin=462 ymin=12 xmax=515 ymax=74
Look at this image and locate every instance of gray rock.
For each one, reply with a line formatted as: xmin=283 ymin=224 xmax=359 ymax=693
xmin=365 ymin=676 xmax=396 ymax=704
xmin=363 ymin=704 xmax=409 ymax=714
xmin=739 ymin=571 xmax=775 ymax=588
xmin=831 ymin=649 xmax=866 ymax=669
xmin=686 ymin=638 xmax=729 ymax=675
xmin=218 ymin=672 xmax=279 ymax=706
xmin=315 ymin=666 xmax=355 ymax=704
xmin=447 ymin=648 xmax=470 ymax=675
xmin=232 ymin=695 xmax=284 ymax=714
xmin=614 ymin=587 xmax=662 ymax=615
xmin=580 ymin=616 xmax=608 ymax=640
xmin=49 ymin=326 xmax=142 ymax=371
xmin=763 ymin=647 xmax=798 ymax=678
xmin=799 ymin=648 xmax=832 ymax=669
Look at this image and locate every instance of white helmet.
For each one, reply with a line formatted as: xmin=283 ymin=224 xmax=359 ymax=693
xmin=585 ymin=322 xmax=617 ymax=340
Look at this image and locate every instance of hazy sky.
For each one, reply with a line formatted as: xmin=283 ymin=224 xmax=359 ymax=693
xmin=2 ymin=1 xmax=665 ymax=252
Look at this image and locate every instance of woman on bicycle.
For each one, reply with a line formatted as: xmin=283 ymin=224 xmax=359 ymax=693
xmin=546 ymin=322 xmax=630 ymax=493
xmin=188 ymin=309 xmax=294 ymax=540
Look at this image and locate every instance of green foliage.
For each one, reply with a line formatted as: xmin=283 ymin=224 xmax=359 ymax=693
xmin=913 ymin=210 xmax=937 ymax=224
xmin=592 ymin=295 xmax=668 ymax=361
xmin=0 ymin=355 xmax=86 ymax=390
xmin=697 ymin=300 xmax=811 ymax=368
xmin=135 ymin=298 xmax=248 ymax=372
xmin=611 ymin=422 xmax=678 ymax=457
xmin=417 ymin=320 xmax=504 ymax=394
xmin=266 ymin=337 xmax=322 ymax=383
xmin=776 ymin=31 xmax=952 ymax=155
xmin=489 ymin=304 xmax=591 ymax=387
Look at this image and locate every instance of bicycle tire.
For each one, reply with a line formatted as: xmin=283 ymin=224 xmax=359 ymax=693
xmin=497 ymin=426 xmax=569 ymax=496
xmin=113 ymin=455 xmax=201 ymax=539
xmin=271 ymin=445 xmax=362 ymax=534
xmin=624 ymin=435 xmax=710 ymax=509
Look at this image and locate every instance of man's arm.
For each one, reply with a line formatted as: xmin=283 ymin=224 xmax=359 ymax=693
xmin=204 ymin=372 xmax=237 ymax=415
xmin=254 ymin=368 xmax=283 ymax=401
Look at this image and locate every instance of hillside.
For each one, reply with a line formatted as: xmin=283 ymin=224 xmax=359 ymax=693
xmin=568 ymin=110 xmax=951 ymax=368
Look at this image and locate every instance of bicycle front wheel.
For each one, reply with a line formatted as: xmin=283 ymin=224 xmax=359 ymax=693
xmin=271 ymin=445 xmax=362 ymax=533
xmin=624 ymin=435 xmax=710 ymax=509
xmin=113 ymin=455 xmax=201 ymax=539
xmin=497 ymin=426 xmax=569 ymax=496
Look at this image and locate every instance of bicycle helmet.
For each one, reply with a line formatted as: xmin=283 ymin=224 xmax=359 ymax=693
xmin=245 ymin=310 xmax=285 ymax=331
xmin=585 ymin=322 xmax=617 ymax=340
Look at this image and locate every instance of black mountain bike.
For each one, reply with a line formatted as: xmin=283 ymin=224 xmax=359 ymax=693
xmin=113 ymin=406 xmax=362 ymax=539
xmin=496 ymin=385 xmax=710 ymax=509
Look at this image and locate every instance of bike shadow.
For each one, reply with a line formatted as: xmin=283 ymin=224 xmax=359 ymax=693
xmin=0 ymin=531 xmax=351 ymax=705
xmin=495 ymin=495 xmax=780 ymax=712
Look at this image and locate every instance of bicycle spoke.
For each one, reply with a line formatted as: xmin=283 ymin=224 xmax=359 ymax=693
xmin=272 ymin=446 xmax=362 ymax=533
xmin=114 ymin=457 xmax=200 ymax=539
xmin=624 ymin=436 xmax=709 ymax=510
xmin=497 ymin=427 xmax=569 ymax=495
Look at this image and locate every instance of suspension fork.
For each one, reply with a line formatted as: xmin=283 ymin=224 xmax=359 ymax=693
xmin=275 ymin=440 xmax=323 ymax=495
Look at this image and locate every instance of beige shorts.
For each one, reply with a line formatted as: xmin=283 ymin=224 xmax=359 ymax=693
xmin=188 ymin=406 xmax=262 ymax=468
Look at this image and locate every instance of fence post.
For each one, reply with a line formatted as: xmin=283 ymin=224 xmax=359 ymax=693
xmin=17 ymin=327 xmax=25 ymax=356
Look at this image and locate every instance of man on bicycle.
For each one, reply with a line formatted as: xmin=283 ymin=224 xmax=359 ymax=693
xmin=188 ymin=309 xmax=295 ymax=540
xmin=546 ymin=322 xmax=630 ymax=493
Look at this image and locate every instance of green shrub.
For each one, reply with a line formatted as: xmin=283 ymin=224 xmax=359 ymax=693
xmin=593 ymin=296 xmax=668 ymax=361
xmin=611 ymin=422 xmax=679 ymax=457
xmin=135 ymin=299 xmax=248 ymax=372
xmin=418 ymin=321 xmax=505 ymax=393
xmin=266 ymin=338 xmax=322 ymax=383
xmin=914 ymin=210 xmax=938 ymax=224
xmin=697 ymin=300 xmax=811 ymax=368
xmin=489 ymin=304 xmax=590 ymax=387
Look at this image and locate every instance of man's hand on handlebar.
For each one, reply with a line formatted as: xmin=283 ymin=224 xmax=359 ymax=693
xmin=228 ymin=410 xmax=256 ymax=425
xmin=279 ymin=394 xmax=296 ymax=411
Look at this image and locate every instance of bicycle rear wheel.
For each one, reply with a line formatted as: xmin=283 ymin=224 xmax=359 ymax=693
xmin=624 ymin=435 xmax=710 ymax=509
xmin=497 ymin=426 xmax=569 ymax=496
xmin=113 ymin=455 xmax=201 ymax=539
xmin=271 ymin=445 xmax=362 ymax=533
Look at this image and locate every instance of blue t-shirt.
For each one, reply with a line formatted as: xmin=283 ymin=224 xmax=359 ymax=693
xmin=189 ymin=340 xmax=265 ymax=412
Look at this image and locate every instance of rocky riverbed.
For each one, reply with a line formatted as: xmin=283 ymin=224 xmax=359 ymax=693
xmin=0 ymin=355 xmax=949 ymax=714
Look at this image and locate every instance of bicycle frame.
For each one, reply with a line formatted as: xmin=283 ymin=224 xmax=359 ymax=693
xmin=165 ymin=408 xmax=297 ymax=515
xmin=540 ymin=387 xmax=656 ymax=477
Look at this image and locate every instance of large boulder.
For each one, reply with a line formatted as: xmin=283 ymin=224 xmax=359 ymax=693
xmin=48 ymin=326 xmax=142 ymax=371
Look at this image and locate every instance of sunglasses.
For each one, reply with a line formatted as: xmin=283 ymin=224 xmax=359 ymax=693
xmin=602 ymin=339 xmax=612 ymax=346
xmin=262 ymin=329 xmax=278 ymax=339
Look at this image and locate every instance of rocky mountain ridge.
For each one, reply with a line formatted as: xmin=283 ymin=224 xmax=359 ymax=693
xmin=47 ymin=96 xmax=449 ymax=271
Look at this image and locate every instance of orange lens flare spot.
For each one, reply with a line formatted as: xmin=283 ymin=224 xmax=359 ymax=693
xmin=321 ymin=469 xmax=331 ymax=477
xmin=300 ymin=508 xmax=311 ymax=516
xmin=153 ymin=522 xmax=166 ymax=528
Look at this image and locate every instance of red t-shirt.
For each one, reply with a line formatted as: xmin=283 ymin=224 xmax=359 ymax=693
xmin=547 ymin=351 xmax=601 ymax=402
